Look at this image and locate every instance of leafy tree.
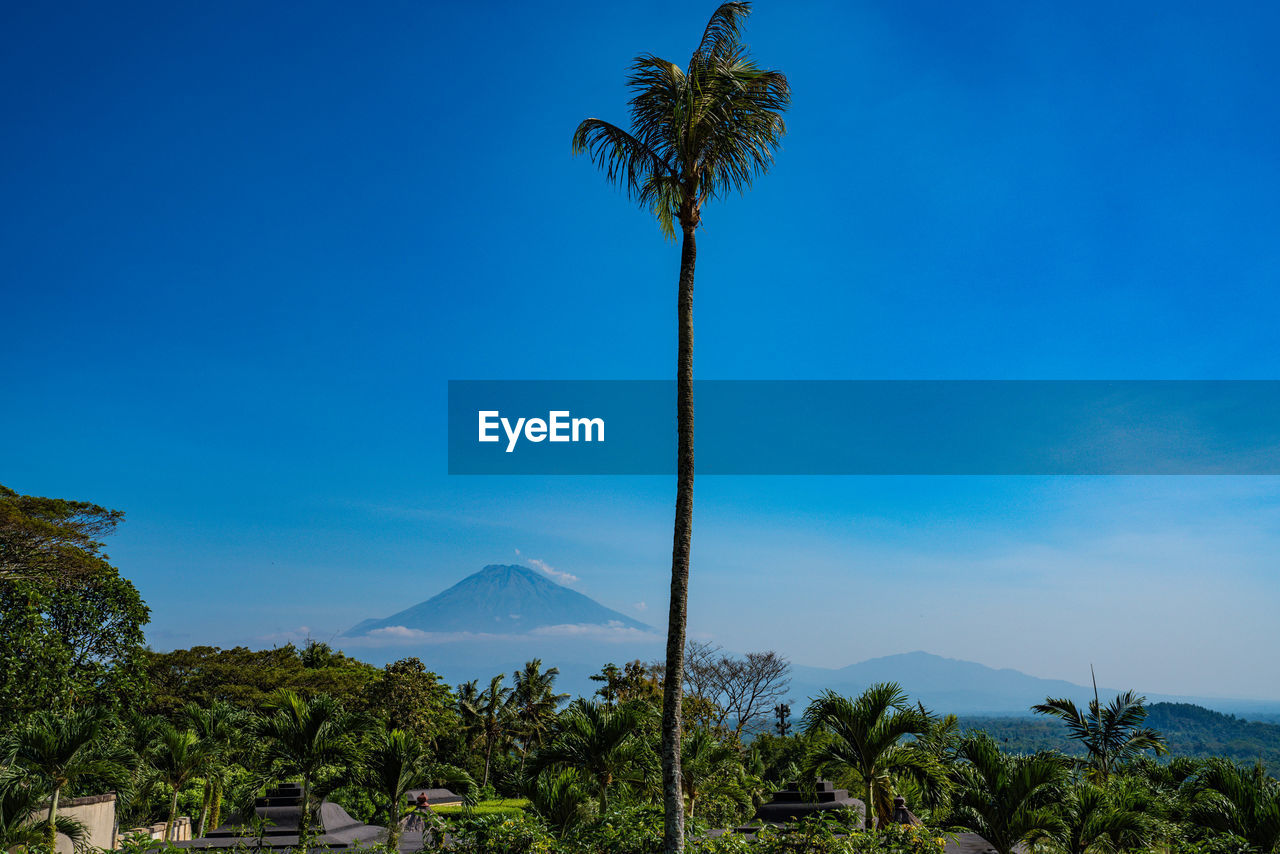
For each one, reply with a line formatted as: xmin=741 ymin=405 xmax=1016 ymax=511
xmin=1188 ymin=759 xmax=1280 ymax=853
xmin=147 ymin=723 xmax=212 ymax=842
xmin=255 ymin=690 xmax=365 ymax=853
xmin=0 ymin=768 xmax=86 ymax=852
xmin=457 ymin=674 xmax=515 ymax=789
xmin=0 ymin=484 xmax=123 ymax=587
xmin=802 ymin=683 xmax=944 ymax=828
xmin=12 ymin=709 xmax=125 ymax=849
xmin=950 ymin=733 xmax=1068 ymax=854
xmin=530 ymin=701 xmax=649 ymax=815
xmin=369 ymin=658 xmax=456 ymax=749
xmin=142 ymin=644 xmax=379 ymax=716
xmin=572 ymin=6 xmax=789 ymax=848
xmin=1034 ymin=688 xmax=1169 ymax=781
xmin=0 ymin=486 xmax=148 ymax=725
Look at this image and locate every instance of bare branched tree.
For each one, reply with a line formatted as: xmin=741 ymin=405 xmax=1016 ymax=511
xmin=681 ymin=642 xmax=791 ymax=738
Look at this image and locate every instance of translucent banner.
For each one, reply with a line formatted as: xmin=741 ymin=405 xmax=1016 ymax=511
xmin=447 ymin=380 xmax=1280 ymax=475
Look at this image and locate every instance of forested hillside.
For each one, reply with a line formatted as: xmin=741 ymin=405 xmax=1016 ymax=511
xmin=962 ymin=702 xmax=1280 ymax=766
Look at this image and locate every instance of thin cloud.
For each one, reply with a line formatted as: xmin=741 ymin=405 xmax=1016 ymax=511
xmin=341 ymin=621 xmax=658 ymax=647
xmin=527 ymin=557 xmax=579 ymax=586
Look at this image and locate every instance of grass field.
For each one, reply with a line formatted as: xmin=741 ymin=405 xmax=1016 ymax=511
xmin=433 ymin=798 xmax=529 ymax=817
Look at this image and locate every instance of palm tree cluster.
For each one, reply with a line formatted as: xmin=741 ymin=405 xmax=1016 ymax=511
xmin=3 ymin=647 xmax=1279 ymax=854
xmin=0 ymin=684 xmax=478 ymax=854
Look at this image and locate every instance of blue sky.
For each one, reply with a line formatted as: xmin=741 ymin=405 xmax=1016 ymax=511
xmin=2 ymin=2 xmax=1279 ymax=698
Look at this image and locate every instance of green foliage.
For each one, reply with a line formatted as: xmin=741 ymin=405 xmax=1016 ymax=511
xmin=141 ymin=643 xmax=380 ymax=716
xmin=368 ymin=657 xmax=457 ymax=748
xmin=530 ymin=701 xmax=653 ymax=815
xmin=0 ymin=485 xmax=148 ymax=726
xmin=447 ymin=811 xmax=557 ymax=854
xmin=529 ymin=770 xmax=595 ymax=836
xmin=963 ymin=703 xmax=1280 ymax=768
xmin=1187 ymin=759 xmax=1280 ymax=853
xmin=690 ymin=816 xmax=949 ymax=854
xmin=0 ymin=766 xmax=86 ymax=852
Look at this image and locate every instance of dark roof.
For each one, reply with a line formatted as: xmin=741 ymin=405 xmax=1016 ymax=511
xmin=405 ymin=788 xmax=463 ymax=806
xmin=174 ymin=783 xmax=409 ymax=851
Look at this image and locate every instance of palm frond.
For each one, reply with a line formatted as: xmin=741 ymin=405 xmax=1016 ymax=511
xmin=572 ymin=119 xmax=671 ymax=201
xmin=693 ymin=2 xmax=752 ymax=64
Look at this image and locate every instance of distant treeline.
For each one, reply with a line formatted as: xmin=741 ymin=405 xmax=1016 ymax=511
xmin=961 ymin=702 xmax=1280 ymax=767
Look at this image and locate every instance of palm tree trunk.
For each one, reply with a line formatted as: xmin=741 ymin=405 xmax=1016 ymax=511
xmin=166 ymin=786 xmax=180 ymax=841
xmin=386 ymin=801 xmax=401 ymax=854
xmin=299 ymin=776 xmax=311 ymax=854
xmin=662 ymin=222 xmax=697 ymax=854
xmin=210 ymin=778 xmax=223 ymax=831
xmin=482 ymin=736 xmax=494 ymax=788
xmin=865 ymin=776 xmax=874 ymax=829
xmin=198 ymin=780 xmax=212 ymax=837
xmin=46 ymin=785 xmax=61 ymax=850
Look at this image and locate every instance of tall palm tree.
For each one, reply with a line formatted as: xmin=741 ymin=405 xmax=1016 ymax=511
xmin=255 ymin=691 xmax=364 ymax=853
xmin=573 ymin=8 xmax=789 ymax=849
xmin=1033 ymin=686 xmax=1168 ymax=781
xmin=0 ymin=768 xmax=86 ymax=853
xmin=802 ymin=683 xmax=944 ymax=828
xmin=950 ymin=733 xmax=1068 ymax=854
xmin=457 ymin=674 xmax=515 ymax=789
xmin=529 ymin=701 xmax=648 ymax=815
xmin=1188 ymin=758 xmax=1280 ymax=854
xmin=182 ymin=700 xmax=245 ymax=835
xmin=513 ymin=659 xmax=569 ymax=778
xmin=11 ymin=709 xmax=123 ymax=849
xmin=148 ymin=723 xmax=213 ymax=842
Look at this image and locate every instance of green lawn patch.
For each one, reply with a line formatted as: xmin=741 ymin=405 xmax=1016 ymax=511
xmin=434 ymin=798 xmax=529 ymax=817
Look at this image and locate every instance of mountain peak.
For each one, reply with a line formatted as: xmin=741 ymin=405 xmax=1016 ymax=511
xmin=343 ymin=564 xmax=651 ymax=637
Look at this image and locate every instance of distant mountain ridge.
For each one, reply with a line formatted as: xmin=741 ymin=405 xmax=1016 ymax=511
xmin=790 ymin=651 xmax=1280 ymax=718
xmin=343 ymin=564 xmax=651 ymax=637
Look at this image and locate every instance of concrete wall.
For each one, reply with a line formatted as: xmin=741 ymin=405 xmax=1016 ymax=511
xmin=53 ymin=793 xmax=116 ymax=854
xmin=119 ymin=816 xmax=193 ymax=846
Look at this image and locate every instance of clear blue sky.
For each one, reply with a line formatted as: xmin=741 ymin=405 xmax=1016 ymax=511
xmin=3 ymin=1 xmax=1278 ymax=698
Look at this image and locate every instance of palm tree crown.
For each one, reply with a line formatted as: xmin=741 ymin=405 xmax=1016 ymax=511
xmin=255 ymin=691 xmax=364 ymax=852
xmin=12 ymin=708 xmax=123 ymax=850
xmin=1033 ymin=689 xmax=1168 ymax=781
xmin=802 ymin=683 xmax=943 ymax=828
xmin=950 ymin=733 xmax=1068 ymax=854
xmin=573 ymin=2 xmax=789 ymax=237
xmin=529 ymin=701 xmax=649 ymax=815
